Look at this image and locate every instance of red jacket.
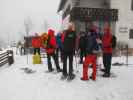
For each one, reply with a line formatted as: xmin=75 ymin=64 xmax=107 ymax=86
xmin=46 ymin=29 xmax=57 ymax=54
xmin=61 ymin=32 xmax=65 ymax=43
xmin=102 ymin=32 xmax=112 ymax=54
xmin=32 ymin=36 xmax=41 ymax=48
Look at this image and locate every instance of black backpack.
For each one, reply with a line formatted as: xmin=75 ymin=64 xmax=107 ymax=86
xmin=63 ymin=30 xmax=76 ymax=53
xmin=112 ymin=35 xmax=117 ymax=49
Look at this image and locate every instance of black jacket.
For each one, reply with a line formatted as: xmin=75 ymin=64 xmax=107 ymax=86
xmin=85 ymin=33 xmax=99 ymax=55
xmin=79 ymin=34 xmax=86 ymax=50
xmin=63 ymin=30 xmax=76 ymax=54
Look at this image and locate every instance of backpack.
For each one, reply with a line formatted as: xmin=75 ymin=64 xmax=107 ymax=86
xmin=63 ymin=30 xmax=76 ymax=53
xmin=112 ymin=35 xmax=117 ymax=49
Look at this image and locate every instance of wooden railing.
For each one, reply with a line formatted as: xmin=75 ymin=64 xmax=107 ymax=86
xmin=0 ymin=50 xmax=14 ymax=67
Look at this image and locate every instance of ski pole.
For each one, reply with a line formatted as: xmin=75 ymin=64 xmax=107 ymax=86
xmin=74 ymin=51 xmax=78 ymax=73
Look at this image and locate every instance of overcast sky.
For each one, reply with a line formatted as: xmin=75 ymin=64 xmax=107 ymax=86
xmin=0 ymin=0 xmax=61 ymax=45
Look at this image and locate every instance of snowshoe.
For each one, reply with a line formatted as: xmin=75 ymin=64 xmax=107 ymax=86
xmin=80 ymin=77 xmax=89 ymax=81
xmin=60 ymin=74 xmax=68 ymax=80
xmin=45 ymin=69 xmax=54 ymax=73
xmin=102 ymin=73 xmax=110 ymax=78
xmin=100 ymin=72 xmax=116 ymax=78
xmin=57 ymin=68 xmax=62 ymax=73
xmin=89 ymin=76 xmax=96 ymax=81
xmin=67 ymin=74 xmax=75 ymax=81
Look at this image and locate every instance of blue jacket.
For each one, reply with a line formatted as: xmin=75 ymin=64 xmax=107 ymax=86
xmin=56 ymin=33 xmax=63 ymax=49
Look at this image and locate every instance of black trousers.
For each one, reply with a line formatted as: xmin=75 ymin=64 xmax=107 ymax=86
xmin=56 ymin=48 xmax=63 ymax=62
xmin=80 ymin=49 xmax=86 ymax=62
xmin=103 ymin=53 xmax=112 ymax=74
xmin=47 ymin=53 xmax=60 ymax=71
xmin=33 ymin=48 xmax=40 ymax=55
xmin=63 ymin=53 xmax=73 ymax=76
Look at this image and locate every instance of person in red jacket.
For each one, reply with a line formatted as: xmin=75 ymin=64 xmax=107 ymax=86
xmin=102 ymin=27 xmax=113 ymax=77
xmin=32 ymin=33 xmax=41 ymax=55
xmin=46 ymin=29 xmax=62 ymax=72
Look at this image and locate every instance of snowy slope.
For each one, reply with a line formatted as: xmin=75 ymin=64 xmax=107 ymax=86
xmin=0 ymin=52 xmax=133 ymax=100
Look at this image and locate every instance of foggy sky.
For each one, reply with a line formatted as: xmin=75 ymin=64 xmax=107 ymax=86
xmin=0 ymin=0 xmax=61 ymax=45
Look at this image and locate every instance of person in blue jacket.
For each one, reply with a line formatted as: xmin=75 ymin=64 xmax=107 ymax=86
xmin=56 ymin=32 xmax=63 ymax=62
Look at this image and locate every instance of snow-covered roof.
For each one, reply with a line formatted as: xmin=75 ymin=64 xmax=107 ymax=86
xmin=57 ymin=0 xmax=68 ymax=12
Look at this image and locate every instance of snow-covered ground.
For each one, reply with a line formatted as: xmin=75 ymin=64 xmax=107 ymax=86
xmin=0 ymin=48 xmax=133 ymax=100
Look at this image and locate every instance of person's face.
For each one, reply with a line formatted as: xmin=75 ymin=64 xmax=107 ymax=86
xmin=68 ymin=25 xmax=73 ymax=30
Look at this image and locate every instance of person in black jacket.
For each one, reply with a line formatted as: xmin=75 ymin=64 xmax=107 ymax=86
xmin=61 ymin=23 xmax=76 ymax=80
xmin=55 ymin=32 xmax=63 ymax=62
xmin=79 ymin=31 xmax=86 ymax=64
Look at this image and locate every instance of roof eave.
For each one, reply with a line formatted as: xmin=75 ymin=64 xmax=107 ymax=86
xmin=57 ymin=0 xmax=67 ymax=12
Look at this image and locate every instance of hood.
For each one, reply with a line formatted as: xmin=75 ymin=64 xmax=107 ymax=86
xmin=48 ymin=29 xmax=55 ymax=37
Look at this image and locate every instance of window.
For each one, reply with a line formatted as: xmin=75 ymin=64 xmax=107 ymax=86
xmin=74 ymin=0 xmax=80 ymax=6
xmin=129 ymin=29 xmax=133 ymax=39
xmin=131 ymin=0 xmax=133 ymax=10
xmin=103 ymin=0 xmax=110 ymax=8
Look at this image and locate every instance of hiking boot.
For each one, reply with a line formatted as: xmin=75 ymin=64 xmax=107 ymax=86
xmin=80 ymin=77 xmax=89 ymax=81
xmin=67 ymin=74 xmax=75 ymax=81
xmin=89 ymin=76 xmax=96 ymax=81
xmin=61 ymin=74 xmax=68 ymax=80
xmin=102 ymin=73 xmax=110 ymax=77
xmin=90 ymin=76 xmax=93 ymax=79
xmin=57 ymin=68 xmax=62 ymax=73
xmin=48 ymin=68 xmax=54 ymax=72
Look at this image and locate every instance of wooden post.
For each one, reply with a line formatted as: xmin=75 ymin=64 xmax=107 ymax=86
xmin=126 ymin=45 xmax=128 ymax=66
